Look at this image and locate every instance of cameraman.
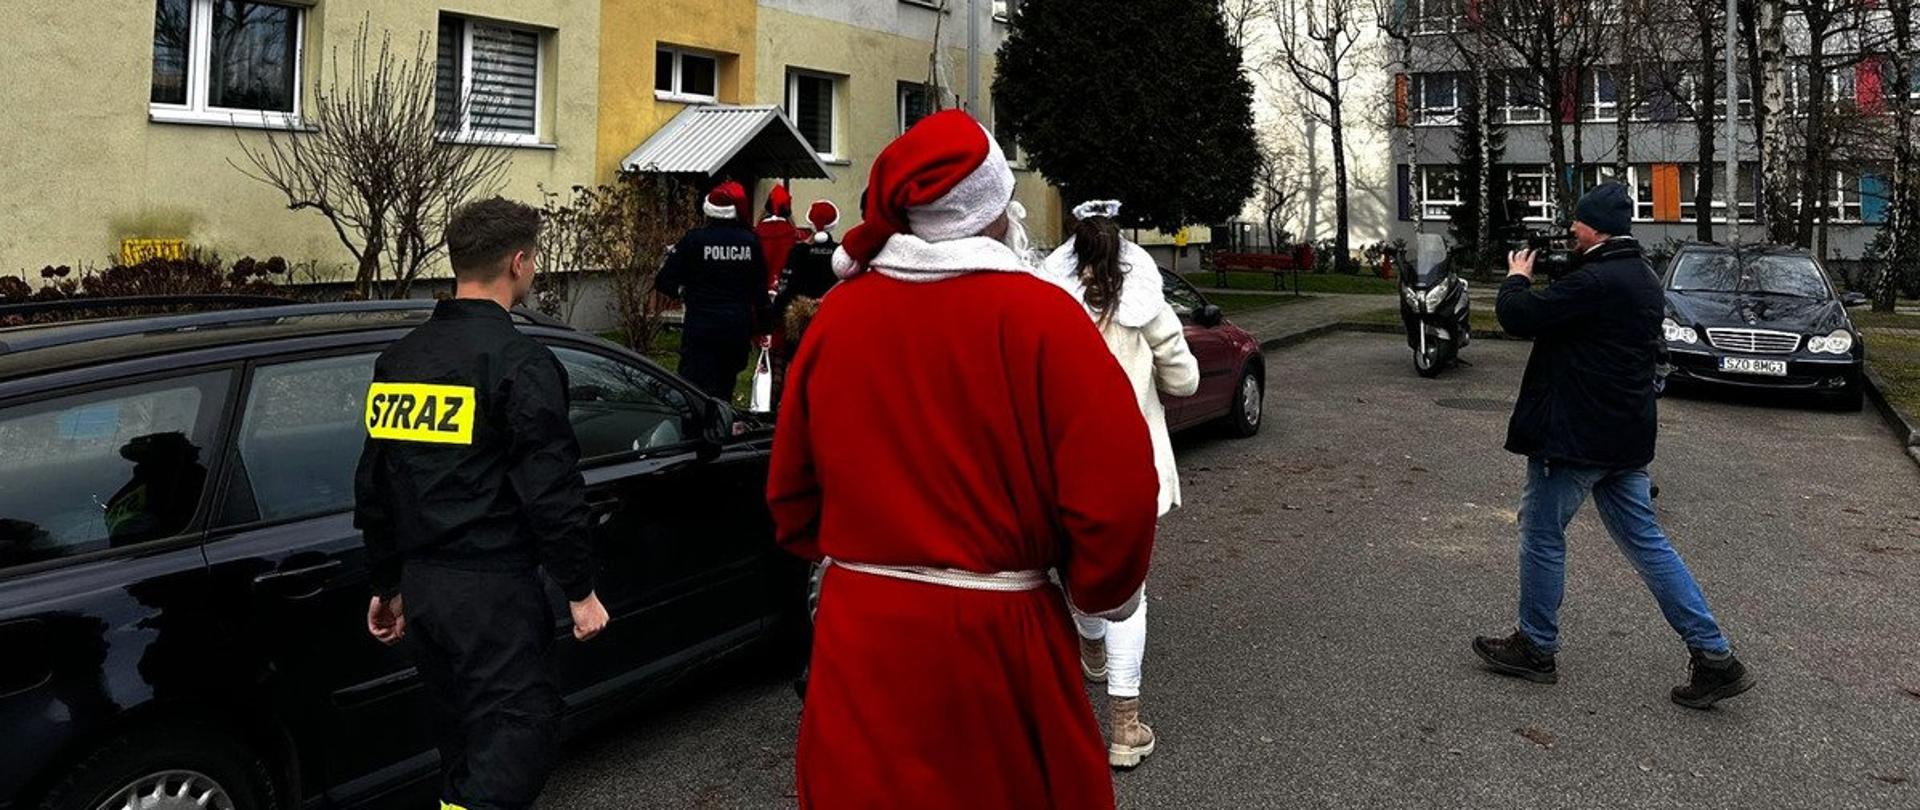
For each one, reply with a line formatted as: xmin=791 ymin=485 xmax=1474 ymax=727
xmin=1472 ymin=182 xmax=1754 ymax=710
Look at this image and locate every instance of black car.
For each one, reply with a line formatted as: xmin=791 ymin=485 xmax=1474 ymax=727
xmin=0 ymin=299 xmax=804 ymax=810
xmin=1660 ymin=244 xmax=1870 ymax=410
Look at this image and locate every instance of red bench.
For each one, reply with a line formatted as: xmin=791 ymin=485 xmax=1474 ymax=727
xmin=1208 ymin=245 xmax=1316 ymax=292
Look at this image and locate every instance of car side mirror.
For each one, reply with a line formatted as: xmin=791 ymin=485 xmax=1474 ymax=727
xmin=1195 ymin=304 xmax=1225 ymax=328
xmin=1841 ymin=291 xmax=1870 ymax=308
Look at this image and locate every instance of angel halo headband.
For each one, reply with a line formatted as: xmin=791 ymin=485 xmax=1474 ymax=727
xmin=1071 ymin=199 xmax=1123 ymax=221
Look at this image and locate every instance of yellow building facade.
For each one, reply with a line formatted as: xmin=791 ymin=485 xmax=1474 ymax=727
xmin=0 ymin=0 xmax=1061 ymax=279
xmin=1 ymin=0 xmax=604 ymax=275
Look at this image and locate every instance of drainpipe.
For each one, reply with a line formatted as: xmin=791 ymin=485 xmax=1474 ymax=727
xmin=967 ymin=0 xmax=982 ymax=112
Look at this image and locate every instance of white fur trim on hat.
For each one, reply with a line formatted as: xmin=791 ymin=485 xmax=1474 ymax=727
xmin=905 ymin=125 xmax=1015 ymax=243
xmin=704 ymin=200 xmax=737 ymax=220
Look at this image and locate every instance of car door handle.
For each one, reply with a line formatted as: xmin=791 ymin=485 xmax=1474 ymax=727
xmin=253 ymin=559 xmax=344 ymax=600
xmin=585 ymin=494 xmax=621 ymax=526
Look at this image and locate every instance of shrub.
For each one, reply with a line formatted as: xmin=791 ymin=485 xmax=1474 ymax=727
xmin=2 ymin=253 xmax=295 ymax=326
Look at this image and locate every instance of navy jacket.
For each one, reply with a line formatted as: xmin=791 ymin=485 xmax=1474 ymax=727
xmin=1496 ymin=237 xmax=1665 ymax=469
xmin=656 ymin=223 xmax=767 ymax=338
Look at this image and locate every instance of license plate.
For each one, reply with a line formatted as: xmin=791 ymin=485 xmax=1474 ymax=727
xmin=1719 ymin=357 xmax=1788 ymax=377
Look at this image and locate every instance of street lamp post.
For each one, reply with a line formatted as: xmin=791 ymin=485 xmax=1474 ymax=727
xmin=1725 ymin=0 xmax=1741 ymax=245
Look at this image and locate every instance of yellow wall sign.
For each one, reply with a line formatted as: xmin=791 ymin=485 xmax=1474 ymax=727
xmin=119 ymin=238 xmax=188 ymax=266
xmin=366 ymin=383 xmax=478 ymax=445
xmin=1173 ymin=228 xmax=1190 ymax=248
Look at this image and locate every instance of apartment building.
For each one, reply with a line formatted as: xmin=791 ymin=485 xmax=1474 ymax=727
xmin=1 ymin=0 xmax=1061 ymax=281
xmin=1389 ymin=2 xmax=1897 ymax=260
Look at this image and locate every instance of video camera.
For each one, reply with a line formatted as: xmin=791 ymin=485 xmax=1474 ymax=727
xmin=1497 ymin=199 xmax=1576 ymax=279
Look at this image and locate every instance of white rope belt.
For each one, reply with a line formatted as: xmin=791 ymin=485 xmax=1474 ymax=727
xmin=828 ymin=559 xmax=1048 ymax=592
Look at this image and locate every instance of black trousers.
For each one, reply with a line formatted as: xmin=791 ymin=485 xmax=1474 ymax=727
xmin=403 ymin=564 xmax=562 ymax=810
xmin=679 ymin=326 xmax=750 ymax=401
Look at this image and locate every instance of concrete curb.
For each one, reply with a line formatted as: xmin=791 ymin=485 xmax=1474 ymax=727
xmin=1256 ymin=321 xmax=1514 ymax=354
xmin=1862 ymin=366 xmax=1920 ymax=462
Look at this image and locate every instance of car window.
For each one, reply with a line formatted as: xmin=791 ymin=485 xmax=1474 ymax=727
xmin=0 ymin=372 xmax=230 ymax=570
xmin=1670 ymin=253 xmax=1832 ymax=299
xmin=1161 ymin=270 xmax=1205 ymax=318
xmin=552 ymin=346 xmax=697 ymax=461
xmin=233 ymin=353 xmax=378 ymax=523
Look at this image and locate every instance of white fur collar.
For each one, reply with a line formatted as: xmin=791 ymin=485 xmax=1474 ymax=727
xmin=1038 ymin=238 xmax=1166 ymax=328
xmin=835 ymin=235 xmax=1031 ymax=282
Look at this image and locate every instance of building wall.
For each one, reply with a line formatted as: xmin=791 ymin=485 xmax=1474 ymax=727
xmin=1 ymin=0 xmax=602 ymax=277
xmin=596 ymin=0 xmax=759 ymax=181
xmin=755 ymin=1 xmax=1063 ymax=249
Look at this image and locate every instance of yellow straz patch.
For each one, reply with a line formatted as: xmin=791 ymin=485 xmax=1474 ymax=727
xmin=365 ymin=383 xmax=476 ymax=445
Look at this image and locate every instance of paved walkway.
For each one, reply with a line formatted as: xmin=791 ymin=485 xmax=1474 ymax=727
xmin=1226 ymin=293 xmax=1398 ymax=346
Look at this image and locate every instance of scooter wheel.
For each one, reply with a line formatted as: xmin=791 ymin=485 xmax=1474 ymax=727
xmin=1415 ymin=344 xmax=1446 ymax=378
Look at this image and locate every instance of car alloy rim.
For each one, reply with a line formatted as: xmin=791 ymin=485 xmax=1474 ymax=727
xmin=1241 ymin=375 xmax=1261 ymax=426
xmin=95 ymin=770 xmax=236 ymax=810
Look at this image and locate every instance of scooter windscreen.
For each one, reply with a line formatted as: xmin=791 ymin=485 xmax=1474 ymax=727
xmin=1401 ymin=259 xmax=1453 ymax=289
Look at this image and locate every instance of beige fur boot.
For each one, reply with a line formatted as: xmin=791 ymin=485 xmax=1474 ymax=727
xmin=1108 ymin=696 xmax=1156 ymax=769
xmin=1079 ymin=635 xmax=1108 ymax=683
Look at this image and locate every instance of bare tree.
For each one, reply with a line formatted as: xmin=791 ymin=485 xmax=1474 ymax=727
xmin=1223 ymin=0 xmax=1267 ymax=52
xmin=1879 ymin=0 xmax=1919 ymax=311
xmin=1253 ymin=139 xmax=1305 ymax=249
xmin=236 ymin=17 xmax=513 ymax=299
xmin=1782 ymin=0 xmax=1872 ymax=247
xmin=1473 ymin=0 xmax=1609 ymax=219
xmin=1372 ymin=0 xmax=1430 ymax=238
xmin=1271 ymin=0 xmax=1365 ymax=271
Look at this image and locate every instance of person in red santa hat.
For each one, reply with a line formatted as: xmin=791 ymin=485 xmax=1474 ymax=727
xmin=767 ymin=110 xmax=1159 ymax=808
xmin=766 ymin=200 xmax=842 ymax=410
xmin=755 ymin=184 xmax=802 ymax=291
xmin=655 ymin=180 xmax=765 ymax=400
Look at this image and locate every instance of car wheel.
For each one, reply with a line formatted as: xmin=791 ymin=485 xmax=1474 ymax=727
xmin=1223 ymin=364 xmax=1263 ymax=438
xmin=38 ymin=725 xmax=277 ymax=810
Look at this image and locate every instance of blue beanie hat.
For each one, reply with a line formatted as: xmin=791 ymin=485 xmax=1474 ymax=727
xmin=1575 ymin=182 xmax=1633 ymax=236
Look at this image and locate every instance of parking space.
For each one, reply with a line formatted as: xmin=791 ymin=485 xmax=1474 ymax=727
xmin=543 ymin=332 xmax=1920 ymax=809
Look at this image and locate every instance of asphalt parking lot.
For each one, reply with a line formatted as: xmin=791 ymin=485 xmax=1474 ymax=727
xmin=541 ymin=332 xmax=1920 ymax=809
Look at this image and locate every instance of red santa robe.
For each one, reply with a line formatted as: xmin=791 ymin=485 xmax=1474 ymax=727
xmin=768 ymin=231 xmax=1159 ymax=809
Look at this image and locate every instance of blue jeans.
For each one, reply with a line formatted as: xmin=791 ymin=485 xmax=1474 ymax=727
xmin=1516 ymin=458 xmax=1730 ymax=654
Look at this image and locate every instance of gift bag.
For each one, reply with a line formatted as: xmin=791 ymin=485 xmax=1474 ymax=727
xmin=749 ymin=347 xmax=774 ymax=413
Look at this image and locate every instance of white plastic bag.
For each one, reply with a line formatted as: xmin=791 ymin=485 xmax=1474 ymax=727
xmin=749 ymin=348 xmax=774 ymax=413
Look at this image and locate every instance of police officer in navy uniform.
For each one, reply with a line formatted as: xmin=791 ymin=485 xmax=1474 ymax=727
xmin=656 ymin=180 xmax=767 ymax=400
xmin=354 ymin=197 xmax=610 ymax=810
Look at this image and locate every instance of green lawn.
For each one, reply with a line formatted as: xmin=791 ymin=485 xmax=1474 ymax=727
xmin=1868 ymin=332 xmax=1920 ymax=420
xmin=601 ymin=328 xmax=755 ymax=406
xmin=1851 ymin=308 xmax=1920 ymax=332
xmin=1187 ymin=271 xmax=1400 ymax=296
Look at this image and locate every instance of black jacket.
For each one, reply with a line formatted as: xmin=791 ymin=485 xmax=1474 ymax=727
xmin=656 ymin=224 xmax=767 ymax=338
xmin=1496 ymin=237 xmax=1665 ymax=469
xmin=353 ymin=299 xmax=594 ymax=601
xmin=772 ymin=237 xmax=839 ymax=320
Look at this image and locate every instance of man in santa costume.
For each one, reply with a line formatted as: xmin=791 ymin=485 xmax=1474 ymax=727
xmin=755 ymin=184 xmax=803 ymax=291
xmin=767 ymin=110 xmax=1159 ymax=808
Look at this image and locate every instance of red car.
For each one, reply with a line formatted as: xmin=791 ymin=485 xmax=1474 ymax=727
xmin=1157 ymin=269 xmax=1265 ymax=436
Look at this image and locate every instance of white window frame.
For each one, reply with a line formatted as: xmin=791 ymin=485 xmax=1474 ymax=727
xmin=1679 ymin=163 xmax=1757 ymax=223
xmin=656 ymin=46 xmax=720 ymax=105
xmin=898 ymin=81 xmax=937 ymax=134
xmin=785 ymin=68 xmax=842 ymax=161
xmin=1411 ymin=73 xmax=1462 ymax=126
xmin=441 ymin=17 xmax=545 ymax=147
xmin=1583 ymin=68 xmax=1619 ymax=122
xmin=1581 ymin=165 xmax=1654 ymax=222
xmin=1418 ymin=166 xmax=1461 ymax=220
xmin=148 ymin=0 xmax=305 ymax=130
xmin=1507 ymin=167 xmax=1557 ymax=222
xmin=1830 ymin=170 xmax=1864 ymax=223
xmin=1411 ymin=0 xmax=1462 ymax=34
xmin=1497 ymin=73 xmax=1547 ymax=124
xmin=994 ymin=0 xmax=1020 ymax=22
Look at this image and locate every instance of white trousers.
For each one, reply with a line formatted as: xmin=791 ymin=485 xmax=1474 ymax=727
xmin=1073 ymin=585 xmax=1146 ymax=698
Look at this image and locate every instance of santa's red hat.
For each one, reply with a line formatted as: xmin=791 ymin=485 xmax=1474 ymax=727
xmin=836 ymin=110 xmax=1014 ymax=277
xmin=807 ymin=200 xmax=840 ymax=243
xmin=766 ymin=184 xmax=793 ymax=219
xmin=705 ymin=181 xmax=746 ymax=220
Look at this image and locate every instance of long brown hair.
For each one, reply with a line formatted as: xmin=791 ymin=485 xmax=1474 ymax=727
xmin=1074 ymin=215 xmax=1124 ymax=324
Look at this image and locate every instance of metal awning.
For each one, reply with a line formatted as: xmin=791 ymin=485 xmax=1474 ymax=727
xmin=620 ymin=105 xmax=831 ymax=180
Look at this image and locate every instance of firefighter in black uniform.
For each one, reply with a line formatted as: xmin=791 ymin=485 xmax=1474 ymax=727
xmin=655 ymin=180 xmax=766 ymax=400
xmin=354 ymin=197 xmax=609 ymax=810
xmin=768 ymin=199 xmax=844 ymax=410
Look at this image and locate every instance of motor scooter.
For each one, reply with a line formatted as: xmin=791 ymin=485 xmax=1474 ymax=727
xmin=1399 ymin=255 xmax=1472 ymax=378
